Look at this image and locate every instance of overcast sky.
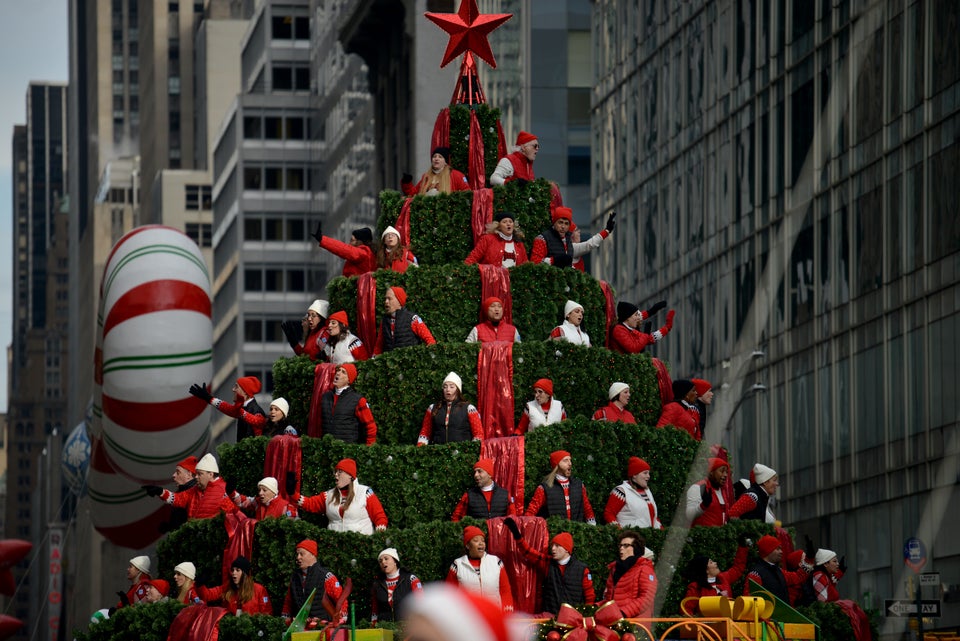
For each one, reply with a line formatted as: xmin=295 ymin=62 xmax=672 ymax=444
xmin=0 ymin=0 xmax=68 ymax=412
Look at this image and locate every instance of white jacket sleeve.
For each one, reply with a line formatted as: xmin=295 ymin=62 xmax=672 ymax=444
xmin=572 ymin=231 xmax=610 ymax=258
xmin=685 ymin=484 xmax=704 ymax=522
xmin=489 ymin=157 xmax=514 ymax=186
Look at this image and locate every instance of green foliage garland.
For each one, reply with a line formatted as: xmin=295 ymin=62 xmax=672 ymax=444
xmin=73 ymin=600 xmax=185 ymax=641
xmin=448 ymin=103 xmax=502 ymax=176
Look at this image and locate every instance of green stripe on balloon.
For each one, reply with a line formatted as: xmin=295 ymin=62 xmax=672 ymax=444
xmin=102 ymin=427 xmax=210 ymax=465
xmin=102 ymin=244 xmax=208 ymax=301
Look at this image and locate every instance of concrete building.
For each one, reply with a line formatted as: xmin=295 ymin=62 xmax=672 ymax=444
xmin=591 ymin=0 xmax=960 ymax=634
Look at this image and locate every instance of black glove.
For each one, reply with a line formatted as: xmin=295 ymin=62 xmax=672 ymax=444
xmin=700 ymin=484 xmax=713 ymax=509
xmin=553 ymin=253 xmax=573 ymax=268
xmin=224 ymin=478 xmax=236 ymax=496
xmin=108 ymin=607 xmax=117 ymax=616
xmin=116 ymin=591 xmax=130 ymax=607
xmin=311 ymin=221 xmax=323 ymax=243
xmin=401 ymin=173 xmax=413 ymax=184
xmin=647 ymin=300 xmax=667 ymax=316
xmin=286 ymin=471 xmax=298 ymax=496
xmin=804 ymin=535 xmax=816 ymax=561
xmin=503 ymin=517 xmax=522 ymax=540
xmin=188 ymin=383 xmax=212 ymax=404
xmin=514 ymin=178 xmax=529 ymax=188
xmin=737 ymin=532 xmax=753 ymax=548
xmin=605 ymin=211 xmax=617 ymax=232
xmin=142 ymin=485 xmax=164 ymax=497
xmin=838 ymin=555 xmax=847 ymax=573
xmin=281 ymin=320 xmax=303 ymax=348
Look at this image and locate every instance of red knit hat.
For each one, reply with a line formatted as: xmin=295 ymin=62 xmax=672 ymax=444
xmin=550 ymin=450 xmax=571 ymax=469
xmin=692 ymin=378 xmax=712 ymax=396
xmin=533 ymin=378 xmax=554 ymax=397
xmin=551 ymin=206 xmax=573 ymax=223
xmin=176 ymin=456 xmax=198 ymax=474
xmin=786 ymin=549 xmax=804 ymax=570
xmin=757 ymin=535 xmax=781 ymax=558
xmin=463 ymin=525 xmax=485 ymax=546
xmin=483 ymin=297 xmax=503 ymax=315
xmin=297 ymin=539 xmax=318 ymax=557
xmin=337 ymin=363 xmax=357 ymax=384
xmin=328 ymin=310 xmax=349 ymax=328
xmin=627 ymin=456 xmax=650 ymax=477
xmin=473 ymin=458 xmax=495 ymax=477
xmin=335 ymin=458 xmax=357 ymax=479
xmin=390 ymin=286 xmax=407 ymax=307
xmin=708 ymin=457 xmax=729 ymax=473
xmin=148 ymin=579 xmax=170 ymax=596
xmin=551 ymin=532 xmax=574 ymax=554
xmin=515 ymin=131 xmax=537 ymax=146
xmin=236 ymin=376 xmax=261 ymax=396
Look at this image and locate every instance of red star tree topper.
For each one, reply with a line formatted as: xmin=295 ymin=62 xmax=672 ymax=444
xmin=425 ymin=0 xmax=512 ymax=69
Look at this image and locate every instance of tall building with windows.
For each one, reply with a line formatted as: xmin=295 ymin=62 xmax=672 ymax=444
xmin=592 ymin=0 xmax=960 ymax=629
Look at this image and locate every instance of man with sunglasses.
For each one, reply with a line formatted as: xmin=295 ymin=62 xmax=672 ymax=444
xmin=491 ymin=131 xmax=540 ymax=186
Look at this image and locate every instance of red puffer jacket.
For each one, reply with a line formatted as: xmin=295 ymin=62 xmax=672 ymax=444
xmin=603 ymin=557 xmax=657 ymax=618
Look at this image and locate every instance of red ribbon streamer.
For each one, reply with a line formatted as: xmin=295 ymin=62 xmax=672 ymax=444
xmin=477 ymin=342 xmax=515 ymax=438
xmin=395 ymin=197 xmax=413 ymax=247
xmin=221 ymin=514 xmax=255 ymax=584
xmin=166 ymin=604 xmax=229 ymax=641
xmin=308 ymin=363 xmax=337 ymax=438
xmin=478 ymin=264 xmax=512 ymax=324
xmin=486 ymin=515 xmax=547 ymax=615
xmin=431 ymin=107 xmax=450 ymax=154
xmin=264 ymin=434 xmax=303 ymax=500
xmin=470 ymin=188 xmax=495 ymax=247
xmin=599 ymin=281 xmax=616 ymax=349
xmin=355 ymin=272 xmax=378 ymax=350
xmin=481 ymin=436 xmax=525 ymax=511
xmin=468 ymin=110 xmax=486 ymax=190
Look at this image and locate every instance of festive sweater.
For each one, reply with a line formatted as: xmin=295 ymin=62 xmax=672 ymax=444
xmin=525 ymin=476 xmax=596 ymax=524
xmin=610 ymin=319 xmax=671 ymax=354
xmin=323 ymin=331 xmax=369 ymax=364
xmin=490 ymin=151 xmax=534 ymax=185
xmin=465 ymin=320 xmax=521 ymax=343
xmin=728 ymin=482 xmax=774 ymax=522
xmin=298 ymin=481 xmax=388 ymax=533
xmin=603 ymin=481 xmax=661 ymax=529
xmin=445 ymin=554 xmax=514 ymax=611
xmin=451 ymin=484 xmax=516 ymax=521
xmin=516 ymin=399 xmax=565 ymax=434
xmin=209 ymin=396 xmax=267 ymax=441
xmin=591 ymin=402 xmax=637 ymax=424
xmin=657 ymin=401 xmax=702 ymax=440
xmin=550 ymin=321 xmax=591 ymax=346
xmin=464 ymin=232 xmax=529 ymax=268
xmin=370 ymin=570 xmax=423 ymax=624
xmin=319 ymin=236 xmax=376 ymax=277
xmin=374 ymin=308 xmax=436 ymax=354
xmin=197 ymin=581 xmax=272 ymax=615
xmin=684 ymin=545 xmax=749 ymax=603
xmin=418 ymin=401 xmax=483 ymax=445
xmin=603 ymin=557 xmax=657 ymax=618
xmin=812 ymin=569 xmax=844 ymax=602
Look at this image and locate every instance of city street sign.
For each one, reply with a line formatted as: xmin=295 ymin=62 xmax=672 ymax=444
xmin=919 ymin=573 xmax=940 ymax=586
xmin=885 ymin=600 xmax=941 ymax=617
xmin=904 ymin=537 xmax=927 ymax=573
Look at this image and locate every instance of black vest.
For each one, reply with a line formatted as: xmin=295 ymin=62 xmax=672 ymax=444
xmin=290 ymin=563 xmax=333 ymax=619
xmin=542 ymin=229 xmax=574 ymax=262
xmin=739 ymin=483 xmax=770 ymax=521
xmin=237 ymin=399 xmax=266 ymax=442
xmin=321 ymin=387 xmax=364 ymax=443
xmin=431 ymin=402 xmax=472 ymax=444
xmin=751 ymin=561 xmax=789 ymax=602
xmin=380 ymin=308 xmax=422 ymax=352
xmin=465 ymin=485 xmax=511 ymax=519
xmin=539 ymin=478 xmax=586 ymax=521
xmin=542 ymin=556 xmax=588 ymax=615
xmin=371 ymin=570 xmax=417 ymax=623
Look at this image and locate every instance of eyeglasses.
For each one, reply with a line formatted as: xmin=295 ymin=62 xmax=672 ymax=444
xmin=527 ymin=143 xmax=540 ymax=150
xmin=619 ymin=543 xmax=634 ymax=549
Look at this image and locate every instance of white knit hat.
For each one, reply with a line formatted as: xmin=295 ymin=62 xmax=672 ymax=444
xmin=564 ymin=300 xmax=584 ymax=318
xmin=608 ymin=382 xmax=629 ymax=400
xmin=195 ymin=453 xmax=219 ymax=474
xmin=381 ymin=225 xmax=401 ymax=240
xmin=270 ymin=397 xmax=289 ymax=417
xmin=443 ymin=371 xmax=462 ymax=393
xmin=258 ymin=477 xmax=279 ymax=495
xmin=129 ymin=555 xmax=151 ymax=575
xmin=308 ymin=299 xmax=329 ymax=318
xmin=753 ymin=463 xmax=777 ymax=484
xmin=378 ymin=548 xmax=400 ymax=563
xmin=174 ymin=561 xmax=196 ymax=580
xmin=814 ymin=548 xmax=837 ymax=566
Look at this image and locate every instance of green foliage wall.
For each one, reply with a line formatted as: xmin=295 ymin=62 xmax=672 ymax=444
xmin=448 ymin=103 xmax=502 ymax=176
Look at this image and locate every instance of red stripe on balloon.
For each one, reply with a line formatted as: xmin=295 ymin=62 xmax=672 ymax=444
xmin=96 ymin=507 xmax=169 ymax=549
xmin=102 ymin=395 xmax=208 ymax=433
xmin=99 ymin=225 xmax=182 ymax=297
xmin=90 ymin=437 xmax=116 ymax=473
xmin=103 ymin=280 xmax=211 ymax=337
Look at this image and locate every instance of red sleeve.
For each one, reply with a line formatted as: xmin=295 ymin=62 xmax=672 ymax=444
xmin=320 ymin=235 xmax=366 ymax=262
xmin=592 ymin=407 xmax=608 ymax=421
xmin=467 ymin=406 xmax=484 ymax=441
xmin=515 ymin=411 xmax=530 ymax=435
xmin=451 ymin=169 xmax=471 ymax=191
xmin=582 ymin=486 xmax=596 ymax=523
xmin=252 ymin=583 xmax=272 ymax=614
xmin=417 ymin=407 xmax=433 ymax=446
xmin=582 ymin=567 xmax=596 ymax=604
xmin=531 ymin=236 xmax=548 ymax=263
xmin=373 ymin=327 xmax=384 ymax=355
xmin=445 ymin=565 xmax=460 ymax=585
xmin=401 ymin=179 xmax=417 ymax=196
xmin=719 ymin=545 xmax=750 ymax=586
xmin=743 ymin=570 xmax=762 ymax=595
xmin=325 ymin=573 xmax=346 ymax=622
xmin=656 ymin=403 xmax=681 ymax=428
xmin=603 ymin=490 xmax=626 ymax=526
xmin=196 ymin=582 xmax=227 ymax=604
xmin=506 ymin=495 xmax=517 ymax=515
xmin=611 ymin=324 xmax=654 ymax=354
xmin=355 ymin=397 xmax=377 ymax=445
xmin=168 ymin=488 xmax=192 ymax=509
xmin=300 ymin=493 xmax=328 ymax=514
xmin=350 ymin=339 xmax=369 ymax=362
xmin=516 ymin=537 xmax=550 ymax=574
xmin=364 ymin=491 xmax=388 ymax=530
xmin=411 ymin=317 xmax=436 ymax=345
xmin=239 ymin=407 xmax=268 ymax=435
xmin=499 ymin=565 xmax=514 ymax=612
xmin=618 ymin=566 xmax=656 ymax=617
xmin=524 ymin=486 xmax=545 ymax=516
xmin=549 ymin=326 xmax=564 ymax=339
xmin=727 ymin=491 xmax=759 ymax=519
xmin=515 ymin=242 xmax=528 ymax=266
xmin=282 ymin=586 xmax=293 ymax=618
xmin=602 ymin=573 xmax=614 ymax=602
xmin=812 ymin=571 xmax=832 ymax=601
xmin=451 ymin=493 xmax=469 ymax=521
xmin=464 ymin=235 xmax=489 ymax=265
xmin=784 ymin=565 xmax=810 ymax=587
xmin=210 ymin=398 xmax=243 ymax=418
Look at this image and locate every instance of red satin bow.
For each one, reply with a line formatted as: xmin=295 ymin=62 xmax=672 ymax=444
xmin=556 ymin=602 xmax=623 ymax=641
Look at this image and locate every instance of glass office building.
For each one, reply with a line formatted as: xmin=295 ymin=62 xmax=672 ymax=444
xmin=591 ymin=0 xmax=960 ymax=631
